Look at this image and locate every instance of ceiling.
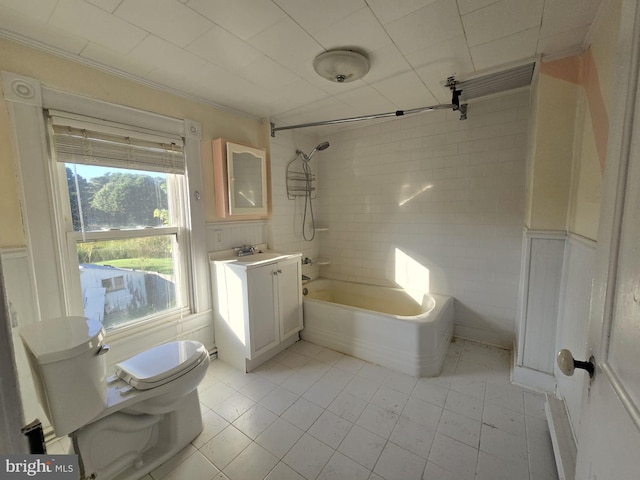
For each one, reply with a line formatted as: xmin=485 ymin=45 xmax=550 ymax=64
xmin=0 ymin=0 xmax=603 ymax=132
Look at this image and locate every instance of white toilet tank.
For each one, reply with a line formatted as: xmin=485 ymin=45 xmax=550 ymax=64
xmin=20 ymin=316 xmax=108 ymax=437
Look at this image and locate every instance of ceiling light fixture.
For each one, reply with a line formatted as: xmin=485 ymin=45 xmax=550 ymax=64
xmin=313 ymin=49 xmax=370 ymax=83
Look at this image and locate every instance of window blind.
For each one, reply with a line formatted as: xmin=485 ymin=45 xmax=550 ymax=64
xmin=49 ymin=112 xmax=185 ymax=174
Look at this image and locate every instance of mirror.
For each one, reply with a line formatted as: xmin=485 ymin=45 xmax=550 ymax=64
xmin=227 ymin=142 xmax=267 ymax=216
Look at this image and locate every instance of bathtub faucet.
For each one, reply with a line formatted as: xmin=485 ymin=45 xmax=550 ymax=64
xmin=301 ymin=274 xmax=311 ymax=281
xmin=302 ymin=257 xmax=313 ymax=265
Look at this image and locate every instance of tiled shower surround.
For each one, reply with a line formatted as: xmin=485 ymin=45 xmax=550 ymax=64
xmin=315 ymin=92 xmax=529 ymax=346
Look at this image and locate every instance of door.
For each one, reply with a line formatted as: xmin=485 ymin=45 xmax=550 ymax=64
xmin=277 ymin=258 xmax=303 ymax=341
xmin=247 ymin=263 xmax=279 ymax=358
xmin=574 ymin=2 xmax=640 ymax=477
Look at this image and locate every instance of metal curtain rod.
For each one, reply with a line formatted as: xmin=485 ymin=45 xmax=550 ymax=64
xmin=270 ymin=87 xmax=467 ymax=137
xmin=271 ymin=103 xmax=454 ymax=137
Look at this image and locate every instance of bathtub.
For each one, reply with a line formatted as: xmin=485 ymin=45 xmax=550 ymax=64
xmin=300 ymin=278 xmax=454 ymax=377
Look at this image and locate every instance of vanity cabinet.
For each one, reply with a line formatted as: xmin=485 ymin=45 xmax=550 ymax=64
xmin=213 ymin=138 xmax=268 ymax=218
xmin=211 ymin=254 xmax=302 ymax=372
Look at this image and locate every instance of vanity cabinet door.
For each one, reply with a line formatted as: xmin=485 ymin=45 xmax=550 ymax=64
xmin=246 ymin=263 xmax=279 ymax=358
xmin=277 ymin=258 xmax=303 ymax=341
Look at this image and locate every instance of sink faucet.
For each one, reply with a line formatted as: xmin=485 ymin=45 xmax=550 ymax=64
xmin=234 ymin=245 xmax=256 ymax=257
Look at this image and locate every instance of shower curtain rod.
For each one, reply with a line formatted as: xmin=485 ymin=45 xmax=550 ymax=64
xmin=271 ymin=103 xmax=458 ymax=137
xmin=270 ymin=87 xmax=467 ymax=137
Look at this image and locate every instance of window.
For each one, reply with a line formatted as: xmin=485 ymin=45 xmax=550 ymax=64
xmin=49 ymin=112 xmax=190 ymax=330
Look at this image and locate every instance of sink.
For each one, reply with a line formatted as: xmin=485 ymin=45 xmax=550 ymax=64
xmin=233 ymin=252 xmax=291 ymax=265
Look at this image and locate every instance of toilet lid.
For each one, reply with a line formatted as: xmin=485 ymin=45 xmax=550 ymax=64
xmin=115 ymin=340 xmax=207 ymax=390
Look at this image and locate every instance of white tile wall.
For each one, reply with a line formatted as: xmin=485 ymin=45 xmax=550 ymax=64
xmin=314 ymin=92 xmax=530 ymax=346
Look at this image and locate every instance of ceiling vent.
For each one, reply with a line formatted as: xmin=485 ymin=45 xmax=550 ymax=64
xmin=447 ymin=62 xmax=536 ymax=101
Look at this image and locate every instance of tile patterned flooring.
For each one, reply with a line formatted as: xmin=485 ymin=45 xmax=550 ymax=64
xmin=50 ymin=339 xmax=559 ymax=480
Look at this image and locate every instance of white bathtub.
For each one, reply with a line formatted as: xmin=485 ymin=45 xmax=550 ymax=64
xmin=301 ymin=278 xmax=453 ymax=377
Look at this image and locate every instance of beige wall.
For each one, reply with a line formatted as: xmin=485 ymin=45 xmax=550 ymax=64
xmin=525 ymin=0 xmax=621 ymax=241
xmin=0 ymin=38 xmax=267 ymax=248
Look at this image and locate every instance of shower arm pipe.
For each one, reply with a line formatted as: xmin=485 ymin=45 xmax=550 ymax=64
xmin=270 ymin=103 xmax=456 ymax=137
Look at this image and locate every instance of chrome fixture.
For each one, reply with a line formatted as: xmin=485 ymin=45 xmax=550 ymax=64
xmin=313 ymin=49 xmax=370 ymax=84
xmin=296 ymin=142 xmax=330 ymax=162
xmin=302 ymin=274 xmax=311 ymax=281
xmin=287 ymin=142 xmax=330 ymax=241
xmin=234 ymin=245 xmax=256 ymax=257
xmin=302 ymin=257 xmax=313 ymax=265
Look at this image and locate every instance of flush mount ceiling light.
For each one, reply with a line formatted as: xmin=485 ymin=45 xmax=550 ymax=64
xmin=313 ymin=49 xmax=370 ymax=83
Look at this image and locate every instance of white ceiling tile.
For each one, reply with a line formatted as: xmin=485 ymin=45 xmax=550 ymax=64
xmin=313 ymin=7 xmax=392 ymax=52
xmin=186 ymin=0 xmax=287 ymax=41
xmin=186 ymin=25 xmax=262 ymax=71
xmin=273 ymin=0 xmax=366 ymax=34
xmin=48 ymin=0 xmax=147 ymax=54
xmin=237 ymin=56 xmax=300 ymax=91
xmin=462 ymin=0 xmax=544 ymax=47
xmin=539 ymin=0 xmax=601 ymax=37
xmin=85 ymin=0 xmax=122 ymax=14
xmin=80 ymin=42 xmax=155 ymax=78
xmin=335 ymin=85 xmax=397 ymax=115
xmin=266 ymin=79 xmax=329 ymax=117
xmin=384 ymin=0 xmax=464 ymax=55
xmin=114 ymin=0 xmax=213 ymax=48
xmin=0 ymin=0 xmax=58 ymax=22
xmin=363 ymin=44 xmax=413 ymax=84
xmin=127 ymin=34 xmax=207 ymax=74
xmin=470 ymin=27 xmax=539 ymax=70
xmin=247 ymin=17 xmax=323 ymax=67
xmin=537 ymin=26 xmax=590 ymax=57
xmin=0 ymin=5 xmax=87 ymax=54
xmin=366 ymin=0 xmax=439 ymax=24
xmin=371 ymin=71 xmax=437 ymax=109
xmin=456 ymin=0 xmax=500 ymax=15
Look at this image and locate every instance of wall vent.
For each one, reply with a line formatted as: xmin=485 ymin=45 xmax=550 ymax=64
xmin=449 ymin=62 xmax=536 ymax=101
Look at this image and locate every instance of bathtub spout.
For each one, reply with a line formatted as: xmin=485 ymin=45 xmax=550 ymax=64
xmin=301 ymin=274 xmax=311 ymax=281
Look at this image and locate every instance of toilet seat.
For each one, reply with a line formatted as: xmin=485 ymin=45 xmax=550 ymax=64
xmin=115 ymin=340 xmax=208 ymax=390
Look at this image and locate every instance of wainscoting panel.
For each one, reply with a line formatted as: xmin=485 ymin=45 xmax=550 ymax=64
xmin=514 ymin=230 xmax=566 ymax=391
xmin=555 ymin=234 xmax=596 ymax=438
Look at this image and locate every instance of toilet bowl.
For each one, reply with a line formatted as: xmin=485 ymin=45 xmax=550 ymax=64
xmin=20 ymin=316 xmax=210 ymax=480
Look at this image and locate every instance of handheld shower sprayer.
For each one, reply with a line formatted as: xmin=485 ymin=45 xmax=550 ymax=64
xmin=293 ymin=141 xmax=330 ymax=241
xmin=296 ymin=141 xmax=330 ymax=162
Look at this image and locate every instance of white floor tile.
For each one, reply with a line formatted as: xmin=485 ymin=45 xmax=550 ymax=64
xmin=160 ymin=451 xmax=219 ymax=480
xmin=338 ymin=424 xmax=385 ymax=470
xmin=255 ymin=418 xmax=304 ymax=459
xmin=151 ymin=339 xmax=559 ymax=480
xmin=356 ymin=403 xmax=400 ymax=439
xmin=308 ymin=410 xmax=353 ymax=448
xmin=327 ymin=391 xmax=368 ymax=422
xmin=317 ymin=451 xmax=371 ymax=480
xmin=373 ymin=442 xmax=427 ymax=480
xmin=427 ymin=432 xmax=477 ymax=480
xmin=259 ymin=386 xmax=299 ymax=415
xmin=200 ymin=425 xmax=251 ymax=470
xmin=390 ymin=416 xmax=437 ymax=458
xmin=283 ymin=433 xmax=335 ymax=480
xmin=232 ymin=404 xmax=278 ymax=439
xmin=281 ymin=397 xmax=324 ymax=431
xmin=264 ymin=461 xmax=306 ymax=480
xmin=437 ymin=409 xmax=481 ymax=448
xmin=222 ymin=442 xmax=278 ymax=480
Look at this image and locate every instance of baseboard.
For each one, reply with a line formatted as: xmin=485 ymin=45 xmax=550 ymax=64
xmin=545 ymin=394 xmax=576 ymax=480
xmin=512 ymin=364 xmax=557 ymax=393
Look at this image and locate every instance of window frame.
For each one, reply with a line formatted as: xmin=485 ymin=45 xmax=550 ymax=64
xmin=2 ymin=72 xmax=210 ymax=343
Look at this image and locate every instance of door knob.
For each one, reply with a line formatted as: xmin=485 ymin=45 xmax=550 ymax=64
xmin=557 ymin=349 xmax=595 ymax=378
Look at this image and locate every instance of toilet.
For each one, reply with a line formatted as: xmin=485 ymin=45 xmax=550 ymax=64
xmin=19 ymin=316 xmax=210 ymax=480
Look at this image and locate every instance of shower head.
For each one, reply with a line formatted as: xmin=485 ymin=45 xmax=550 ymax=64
xmin=297 ymin=141 xmax=330 ymax=162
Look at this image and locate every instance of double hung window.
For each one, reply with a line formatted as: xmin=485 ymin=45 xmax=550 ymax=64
xmin=48 ymin=112 xmax=189 ymax=330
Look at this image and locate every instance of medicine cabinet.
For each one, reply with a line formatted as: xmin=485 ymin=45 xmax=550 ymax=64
xmin=213 ymin=138 xmax=268 ymax=218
